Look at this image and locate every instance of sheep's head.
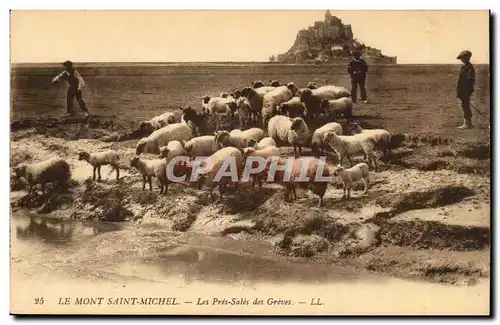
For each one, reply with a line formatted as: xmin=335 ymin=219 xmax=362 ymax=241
xmin=78 ymin=151 xmax=90 ymax=161
xmin=158 ymin=147 xmax=170 ymax=159
xmin=270 ymin=80 xmax=281 ymax=87
xmin=220 ymin=92 xmax=229 ymax=98
xmin=323 ymin=131 xmax=339 ymax=143
xmin=290 ymin=117 xmax=306 ymax=131
xmin=246 ymin=138 xmax=258 ymax=148
xmin=307 ymin=82 xmax=318 ymax=89
xmin=299 ymin=88 xmax=313 ymax=102
xmin=251 ymin=80 xmax=265 ymax=89
xmin=130 ymin=156 xmax=140 ymax=168
xmin=202 ymin=96 xmax=211 ymax=104
xmin=233 ymin=90 xmax=242 ymax=99
xmin=350 ymin=123 xmax=363 ymax=134
xmin=14 ymin=163 xmax=27 ymax=179
xmin=286 ymin=82 xmax=299 ymax=96
xmin=135 ymin=139 xmax=147 ymax=155
xmin=241 ymin=86 xmax=254 ymax=98
xmin=332 ymin=164 xmax=345 ymax=176
xmin=214 ymin=131 xmax=230 ymax=145
xmin=139 ymin=121 xmax=154 ymax=133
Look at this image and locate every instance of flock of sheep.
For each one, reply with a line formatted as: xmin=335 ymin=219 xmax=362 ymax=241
xmin=13 ymin=79 xmax=392 ymax=208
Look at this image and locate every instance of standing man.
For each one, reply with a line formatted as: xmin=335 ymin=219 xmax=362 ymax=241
xmin=456 ymin=50 xmax=475 ymax=129
xmin=347 ymin=50 xmax=368 ymax=104
xmin=51 ymin=60 xmax=89 ymax=117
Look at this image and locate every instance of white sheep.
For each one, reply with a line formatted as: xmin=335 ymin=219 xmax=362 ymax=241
xmin=231 ymin=127 xmax=265 ymax=143
xmin=242 ymin=145 xmax=281 ymax=188
xmin=78 ymin=150 xmax=120 ymax=181
xmin=214 ymin=131 xmax=246 ymax=153
xmin=139 ymin=112 xmax=176 ymax=133
xmin=229 ymin=129 xmax=243 ymax=137
xmin=268 ymin=115 xmax=309 ymax=157
xmin=261 ymin=83 xmax=299 ymax=125
xmin=130 ymin=156 xmax=168 ymax=194
xmin=350 ymin=123 xmax=392 ymax=156
xmin=236 ymin=97 xmax=251 ymax=127
xmin=321 ymin=97 xmax=354 ymax=119
xmin=333 ymin=162 xmax=370 ymax=199
xmin=323 ymin=131 xmax=378 ymax=170
xmin=183 ymin=135 xmax=220 ymax=157
xmin=240 ymin=86 xmax=275 ymax=122
xmin=300 ymin=85 xmax=351 ymax=119
xmin=14 ymin=158 xmax=71 ymax=194
xmin=136 ymin=122 xmax=193 ymax=155
xmin=246 ymin=137 xmax=276 ymax=150
xmin=205 ymin=96 xmax=238 ymax=116
xmin=158 ymin=140 xmax=187 ymax=161
xmin=311 ymin=122 xmax=343 ymax=156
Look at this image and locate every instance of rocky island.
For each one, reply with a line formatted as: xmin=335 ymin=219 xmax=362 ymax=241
xmin=273 ymin=10 xmax=397 ymax=64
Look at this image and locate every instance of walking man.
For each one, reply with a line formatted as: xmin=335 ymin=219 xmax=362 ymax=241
xmin=456 ymin=50 xmax=475 ymax=129
xmin=51 ymin=60 xmax=89 ymax=117
xmin=347 ymin=51 xmax=368 ymax=104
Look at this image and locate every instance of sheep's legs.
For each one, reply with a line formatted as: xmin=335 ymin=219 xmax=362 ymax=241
xmin=317 ymin=195 xmax=323 ymax=208
xmin=346 ymin=186 xmax=352 ymax=199
xmin=346 ymin=156 xmax=354 ymax=167
xmin=114 ymin=165 xmax=120 ymax=180
xmin=298 ymin=146 xmax=303 ymax=157
xmin=293 ymin=146 xmax=298 ymax=158
xmin=148 ymin=177 xmax=153 ymax=191
xmin=362 ymin=177 xmax=369 ymax=195
xmin=92 ymin=167 xmax=96 ymax=181
xmin=141 ymin=176 xmax=146 ymax=190
xmin=341 ymin=184 xmax=347 ymax=199
xmin=97 ymin=166 xmax=102 ymax=181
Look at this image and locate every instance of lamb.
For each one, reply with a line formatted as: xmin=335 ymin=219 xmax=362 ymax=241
xmin=214 ymin=131 xmax=246 ymax=153
xmin=14 ymin=158 xmax=71 ymax=194
xmin=333 ymin=163 xmax=370 ymax=199
xmin=246 ymin=137 xmax=276 ymax=150
xmin=78 ymin=150 xmax=120 ymax=181
xmin=182 ymin=135 xmax=220 ymax=157
xmin=130 ymin=156 xmax=168 ymax=194
xmin=261 ymin=83 xmax=299 ymax=125
xmin=288 ymin=117 xmax=310 ymax=157
xmin=196 ymin=146 xmax=245 ymax=201
xmin=158 ymin=140 xmax=187 ymax=161
xmin=240 ymin=86 xmax=275 ymax=122
xmin=323 ymin=131 xmax=378 ymax=170
xmin=136 ymin=121 xmax=193 ymax=155
xmin=350 ymin=123 xmax=392 ymax=156
xmin=311 ymin=122 xmax=343 ymax=156
xmin=279 ymin=97 xmax=306 ymax=119
xmin=139 ymin=112 xmax=177 ymax=133
xmin=321 ymin=97 xmax=354 ymax=119
xmin=262 ymin=157 xmax=331 ymax=207
xmin=300 ymin=85 xmax=351 ymax=120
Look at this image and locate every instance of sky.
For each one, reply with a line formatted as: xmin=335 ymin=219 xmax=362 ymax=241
xmin=10 ymin=10 xmax=490 ymax=64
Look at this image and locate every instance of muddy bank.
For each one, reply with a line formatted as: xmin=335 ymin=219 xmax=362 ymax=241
xmin=10 ymin=117 xmax=490 ymax=285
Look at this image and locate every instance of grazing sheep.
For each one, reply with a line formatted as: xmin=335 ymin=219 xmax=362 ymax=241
xmin=183 ymin=135 xmax=220 ymax=157
xmin=197 ymin=146 xmax=245 ymax=201
xmin=240 ymin=86 xmax=275 ymax=123
xmin=78 ymin=150 xmax=120 ymax=181
xmin=130 ymin=156 xmax=168 ymax=194
xmin=14 ymin=158 xmax=71 ymax=194
xmin=251 ymin=80 xmax=266 ymax=88
xmin=261 ymin=83 xmax=299 ymax=125
xmin=205 ymin=96 xmax=238 ymax=117
xmin=333 ymin=162 xmax=370 ymax=199
xmin=231 ymin=127 xmax=265 ymax=143
xmin=262 ymin=157 xmax=331 ymax=207
xmin=300 ymin=85 xmax=351 ymax=120
xmin=311 ymin=122 xmax=343 ymax=156
xmin=136 ymin=121 xmax=193 ymax=155
xmin=350 ymin=123 xmax=392 ymax=156
xmin=323 ymin=131 xmax=378 ymax=170
xmin=321 ymin=97 xmax=354 ymax=119
xmin=279 ymin=97 xmax=306 ymax=118
xmin=139 ymin=112 xmax=176 ymax=133
xmin=246 ymin=137 xmax=276 ymax=150
xmin=158 ymin=140 xmax=187 ymax=161
xmin=268 ymin=115 xmax=309 ymax=157
xmin=236 ymin=97 xmax=251 ymax=128
xmin=214 ymin=130 xmax=246 ymax=153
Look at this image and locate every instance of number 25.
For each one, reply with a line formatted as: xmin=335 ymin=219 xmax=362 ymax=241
xmin=34 ymin=297 xmax=44 ymax=305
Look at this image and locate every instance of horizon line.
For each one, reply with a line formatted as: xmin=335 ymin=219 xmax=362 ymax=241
xmin=10 ymin=61 xmax=490 ymax=65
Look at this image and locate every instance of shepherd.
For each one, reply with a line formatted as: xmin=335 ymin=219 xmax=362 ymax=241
xmin=347 ymin=50 xmax=369 ymax=104
xmin=51 ymin=60 xmax=90 ymax=117
xmin=456 ymin=50 xmax=475 ymax=129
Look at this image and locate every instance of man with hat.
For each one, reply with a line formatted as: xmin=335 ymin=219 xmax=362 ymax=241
xmin=51 ymin=60 xmax=89 ymax=117
xmin=456 ymin=50 xmax=475 ymax=129
xmin=347 ymin=50 xmax=369 ymax=104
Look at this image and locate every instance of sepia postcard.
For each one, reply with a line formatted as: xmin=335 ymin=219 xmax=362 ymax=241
xmin=9 ymin=9 xmax=491 ymax=315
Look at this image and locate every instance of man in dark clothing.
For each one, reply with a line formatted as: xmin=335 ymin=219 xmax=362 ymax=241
xmin=456 ymin=50 xmax=475 ymax=129
xmin=51 ymin=60 xmax=89 ymax=117
xmin=347 ymin=51 xmax=369 ymax=104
